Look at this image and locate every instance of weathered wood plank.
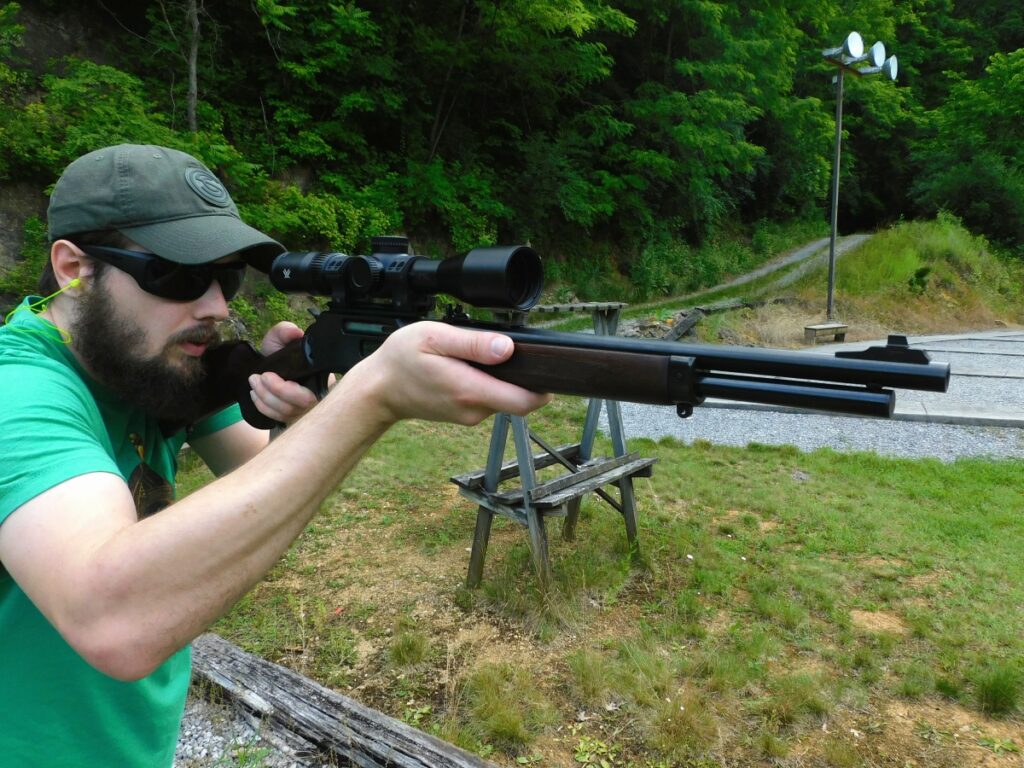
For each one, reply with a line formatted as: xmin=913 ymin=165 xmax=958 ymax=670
xmin=191 ymin=633 xmax=500 ymax=768
xmin=526 ymin=453 xmax=641 ymax=502
xmin=487 ymin=454 xmax=637 ymax=505
xmin=450 ymin=443 xmax=582 ymax=490
xmin=536 ymin=458 xmax=657 ymax=508
xmin=530 ymin=302 xmax=627 ymax=313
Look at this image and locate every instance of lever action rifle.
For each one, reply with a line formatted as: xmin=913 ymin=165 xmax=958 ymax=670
xmin=200 ymin=236 xmax=950 ymax=430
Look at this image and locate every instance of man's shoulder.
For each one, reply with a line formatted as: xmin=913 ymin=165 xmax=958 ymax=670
xmin=0 ymin=325 xmax=96 ymax=416
xmin=0 ymin=331 xmax=82 ymax=384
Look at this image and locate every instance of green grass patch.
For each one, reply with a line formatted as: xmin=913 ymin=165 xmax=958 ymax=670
xmin=460 ymin=663 xmax=558 ymax=751
xmin=972 ymin=663 xmax=1022 ymax=716
xmin=779 ymin=213 xmax=1024 ymax=331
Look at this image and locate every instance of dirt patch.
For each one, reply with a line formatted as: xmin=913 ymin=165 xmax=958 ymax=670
xmin=884 ymin=700 xmax=1024 ymax=767
xmin=858 ymin=556 xmax=906 ymax=570
xmin=850 ymin=609 xmax=910 ymax=636
xmin=714 ymin=507 xmax=778 ymax=534
xmin=904 ymin=569 xmax=950 ymax=591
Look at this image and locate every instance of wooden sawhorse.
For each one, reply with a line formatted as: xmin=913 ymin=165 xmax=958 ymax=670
xmin=451 ymin=302 xmax=656 ymax=590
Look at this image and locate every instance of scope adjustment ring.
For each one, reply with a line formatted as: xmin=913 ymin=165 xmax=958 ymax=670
xmin=371 ymin=235 xmax=409 ymax=254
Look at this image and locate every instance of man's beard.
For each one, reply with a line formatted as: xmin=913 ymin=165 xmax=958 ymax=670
xmin=71 ymin=280 xmax=221 ymax=425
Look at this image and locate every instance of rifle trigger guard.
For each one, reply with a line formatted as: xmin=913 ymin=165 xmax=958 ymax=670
xmin=667 ymin=355 xmax=703 ymax=419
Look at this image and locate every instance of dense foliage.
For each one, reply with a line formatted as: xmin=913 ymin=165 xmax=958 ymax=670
xmin=0 ymin=0 xmax=1021 ymax=279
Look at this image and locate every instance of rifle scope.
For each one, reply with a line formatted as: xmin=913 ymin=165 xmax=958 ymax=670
xmin=270 ymin=236 xmax=543 ymax=311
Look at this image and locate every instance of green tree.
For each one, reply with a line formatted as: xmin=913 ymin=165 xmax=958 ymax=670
xmin=912 ymin=49 xmax=1024 ymax=253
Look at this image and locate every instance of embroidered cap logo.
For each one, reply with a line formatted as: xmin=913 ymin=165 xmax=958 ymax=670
xmin=184 ymin=167 xmax=232 ymax=208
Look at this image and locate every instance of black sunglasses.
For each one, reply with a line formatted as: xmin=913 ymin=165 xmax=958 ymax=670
xmin=78 ymin=245 xmax=246 ymax=302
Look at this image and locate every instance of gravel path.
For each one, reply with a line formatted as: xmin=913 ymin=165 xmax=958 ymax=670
xmin=175 ymin=330 xmax=1024 ymax=766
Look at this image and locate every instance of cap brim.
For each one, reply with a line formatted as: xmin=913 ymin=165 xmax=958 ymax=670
xmin=120 ymin=214 xmax=284 ymax=272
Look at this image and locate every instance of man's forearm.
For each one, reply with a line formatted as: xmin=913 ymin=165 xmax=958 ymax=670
xmin=52 ymin=372 xmax=389 ymax=680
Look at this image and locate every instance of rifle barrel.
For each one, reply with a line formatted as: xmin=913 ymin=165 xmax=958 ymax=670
xmin=486 ymin=325 xmax=951 ymax=393
xmin=455 ymin=323 xmax=949 ymax=418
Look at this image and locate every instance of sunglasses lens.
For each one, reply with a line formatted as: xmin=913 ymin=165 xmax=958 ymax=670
xmin=141 ymin=262 xmax=245 ymax=301
xmin=215 ymin=265 xmax=245 ymax=300
xmin=145 ymin=262 xmax=208 ymax=301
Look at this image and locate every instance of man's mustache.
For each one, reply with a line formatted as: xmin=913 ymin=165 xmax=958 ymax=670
xmin=170 ymin=325 xmax=221 ymax=348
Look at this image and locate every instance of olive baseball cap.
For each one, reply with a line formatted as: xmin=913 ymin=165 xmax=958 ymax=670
xmin=47 ymin=144 xmax=284 ymax=271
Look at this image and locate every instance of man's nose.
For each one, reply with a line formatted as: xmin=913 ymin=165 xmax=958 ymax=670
xmin=194 ymin=279 xmax=230 ymax=320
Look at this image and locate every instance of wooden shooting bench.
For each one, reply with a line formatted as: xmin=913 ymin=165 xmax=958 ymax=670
xmin=804 ymin=322 xmax=849 ymax=344
xmin=451 ymin=302 xmax=656 ymax=590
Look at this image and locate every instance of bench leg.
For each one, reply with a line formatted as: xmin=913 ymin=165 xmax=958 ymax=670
xmin=525 ymin=505 xmax=551 ymax=591
xmin=618 ymin=478 xmax=641 ymax=560
xmin=562 ymin=497 xmax=582 ymax=541
xmin=835 ymin=333 xmax=846 ymax=342
xmin=466 ymin=506 xmax=494 ymax=589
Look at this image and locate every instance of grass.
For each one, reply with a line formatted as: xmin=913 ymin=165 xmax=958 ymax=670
xmin=706 ymin=213 xmax=1024 ymax=346
xmin=179 ymin=404 xmax=1024 ymax=766
xmin=973 ymin=664 xmax=1022 ymax=716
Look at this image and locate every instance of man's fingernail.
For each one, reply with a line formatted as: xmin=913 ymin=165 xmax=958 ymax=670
xmin=491 ymin=337 xmax=512 ymax=357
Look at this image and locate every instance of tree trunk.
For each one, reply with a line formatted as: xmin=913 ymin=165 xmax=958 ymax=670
xmin=187 ymin=0 xmax=199 ymax=132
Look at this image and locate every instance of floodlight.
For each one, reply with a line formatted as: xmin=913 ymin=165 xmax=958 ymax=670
xmin=823 ymin=31 xmax=864 ymax=61
xmin=883 ymin=55 xmax=898 ymax=80
xmin=859 ymin=55 xmax=899 ymax=81
xmin=867 ymin=41 xmax=886 ymax=67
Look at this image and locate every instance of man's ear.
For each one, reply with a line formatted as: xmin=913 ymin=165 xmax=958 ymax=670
xmin=50 ymin=240 xmax=95 ymax=290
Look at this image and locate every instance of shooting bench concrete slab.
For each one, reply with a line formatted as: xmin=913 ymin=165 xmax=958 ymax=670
xmin=804 ymin=322 xmax=849 ymax=343
xmin=452 ymin=302 xmax=655 ymax=590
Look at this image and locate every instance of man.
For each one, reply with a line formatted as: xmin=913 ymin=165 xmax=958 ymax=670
xmin=0 ymin=144 xmax=548 ymax=766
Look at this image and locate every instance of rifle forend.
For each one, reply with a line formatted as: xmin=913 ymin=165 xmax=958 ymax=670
xmin=202 ymin=237 xmax=951 ymax=429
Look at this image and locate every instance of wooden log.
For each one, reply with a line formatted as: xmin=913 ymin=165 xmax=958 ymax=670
xmin=191 ymin=633 xmax=500 ymax=768
xmin=663 ymin=309 xmax=704 ymax=341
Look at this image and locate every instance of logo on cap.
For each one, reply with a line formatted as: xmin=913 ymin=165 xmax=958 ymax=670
xmin=184 ymin=167 xmax=232 ymax=208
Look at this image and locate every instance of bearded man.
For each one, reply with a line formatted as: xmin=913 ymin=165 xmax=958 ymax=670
xmin=0 ymin=144 xmax=548 ymax=766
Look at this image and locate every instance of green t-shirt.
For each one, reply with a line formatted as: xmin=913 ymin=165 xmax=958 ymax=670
xmin=0 ymin=299 xmax=242 ymax=767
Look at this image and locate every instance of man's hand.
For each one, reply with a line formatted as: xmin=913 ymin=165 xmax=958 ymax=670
xmin=347 ymin=321 xmax=553 ymax=427
xmin=249 ymin=321 xmax=325 ymax=424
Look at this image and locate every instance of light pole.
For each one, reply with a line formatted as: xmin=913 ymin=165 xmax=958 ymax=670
xmin=822 ymin=32 xmax=897 ymax=321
